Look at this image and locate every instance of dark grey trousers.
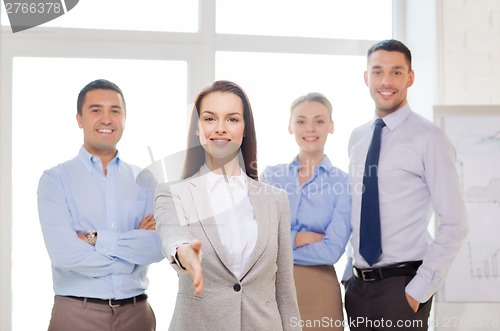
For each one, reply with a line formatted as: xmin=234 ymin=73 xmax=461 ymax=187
xmin=345 ymin=275 xmax=432 ymax=331
xmin=48 ymin=295 xmax=156 ymax=331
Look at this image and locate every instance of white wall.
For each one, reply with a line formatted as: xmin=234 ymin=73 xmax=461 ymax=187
xmin=425 ymin=1 xmax=499 ymax=330
xmin=440 ymin=0 xmax=500 ymax=105
xmin=437 ymin=1 xmax=500 ymax=329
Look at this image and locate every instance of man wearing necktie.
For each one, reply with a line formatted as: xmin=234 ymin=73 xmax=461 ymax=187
xmin=344 ymin=40 xmax=468 ymax=330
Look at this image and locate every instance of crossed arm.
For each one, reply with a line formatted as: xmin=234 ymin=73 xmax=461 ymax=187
xmin=77 ymin=214 xmax=157 ymax=243
xmin=38 ymin=171 xmax=163 ymax=277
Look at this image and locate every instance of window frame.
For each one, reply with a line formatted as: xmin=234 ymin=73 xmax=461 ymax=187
xmin=0 ymin=1 xmax=400 ymax=329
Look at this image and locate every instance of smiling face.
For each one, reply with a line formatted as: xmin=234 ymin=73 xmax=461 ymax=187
xmin=288 ymin=100 xmax=334 ymax=156
xmin=76 ymin=89 xmax=125 ymax=158
xmin=365 ymin=50 xmax=414 ymax=117
xmin=197 ymin=92 xmax=245 ymax=161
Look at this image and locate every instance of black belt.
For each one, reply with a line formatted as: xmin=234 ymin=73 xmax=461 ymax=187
xmin=353 ymin=261 xmax=422 ymax=282
xmin=66 ymin=293 xmax=148 ymax=308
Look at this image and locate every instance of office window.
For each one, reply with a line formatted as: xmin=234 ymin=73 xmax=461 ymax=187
xmin=216 ymin=51 xmax=374 ymax=172
xmin=216 ymin=51 xmax=376 ymax=311
xmin=12 ymin=57 xmax=186 ymax=330
xmin=217 ymin=0 xmax=392 ymax=40
xmin=1 ymin=0 xmax=198 ymax=32
xmin=2 ymin=2 xmax=394 ymax=330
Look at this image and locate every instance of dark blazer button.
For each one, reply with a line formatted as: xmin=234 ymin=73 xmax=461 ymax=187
xmin=233 ymin=284 xmax=241 ymax=292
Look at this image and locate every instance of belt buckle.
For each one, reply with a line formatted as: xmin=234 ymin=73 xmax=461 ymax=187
xmin=361 ymin=269 xmax=377 ymax=281
xmin=108 ymin=299 xmax=120 ymax=308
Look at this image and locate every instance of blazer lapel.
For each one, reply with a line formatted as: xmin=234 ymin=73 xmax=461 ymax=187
xmin=188 ymin=174 xmax=235 ymax=276
xmin=240 ymin=179 xmax=270 ymax=279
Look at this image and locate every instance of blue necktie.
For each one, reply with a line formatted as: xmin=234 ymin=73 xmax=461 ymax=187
xmin=360 ymin=118 xmax=386 ymax=266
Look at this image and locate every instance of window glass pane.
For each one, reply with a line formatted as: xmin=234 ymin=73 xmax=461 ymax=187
xmin=0 ymin=0 xmax=5 ymax=25
xmin=1 ymin=0 xmax=198 ymax=32
xmin=12 ymin=57 xmax=186 ymax=330
xmin=216 ymin=51 xmax=374 ymax=302
xmin=217 ymin=0 xmax=392 ymax=40
xmin=216 ymin=51 xmax=373 ymax=172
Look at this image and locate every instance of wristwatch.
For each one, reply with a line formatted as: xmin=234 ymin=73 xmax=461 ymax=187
xmin=86 ymin=230 xmax=97 ymax=246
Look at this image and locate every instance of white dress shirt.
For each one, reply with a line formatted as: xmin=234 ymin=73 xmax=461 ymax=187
xmin=202 ymin=165 xmax=258 ymax=279
xmin=348 ymin=103 xmax=468 ymax=302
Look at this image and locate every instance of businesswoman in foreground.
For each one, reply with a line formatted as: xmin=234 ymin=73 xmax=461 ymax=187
xmin=154 ymin=80 xmax=301 ymax=331
xmin=262 ymin=93 xmax=351 ymax=330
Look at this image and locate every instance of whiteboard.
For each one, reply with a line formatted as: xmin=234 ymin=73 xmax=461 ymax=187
xmin=435 ymin=106 xmax=500 ymax=302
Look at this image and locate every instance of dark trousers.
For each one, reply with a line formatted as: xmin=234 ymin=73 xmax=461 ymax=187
xmin=48 ymin=295 xmax=156 ymax=331
xmin=345 ymin=275 xmax=432 ymax=331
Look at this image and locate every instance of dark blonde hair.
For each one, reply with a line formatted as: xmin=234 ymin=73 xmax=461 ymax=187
xmin=181 ymin=80 xmax=258 ymax=180
xmin=290 ymin=92 xmax=333 ymax=121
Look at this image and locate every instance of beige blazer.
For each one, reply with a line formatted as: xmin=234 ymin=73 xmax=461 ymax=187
xmin=154 ymin=171 xmax=301 ymax=331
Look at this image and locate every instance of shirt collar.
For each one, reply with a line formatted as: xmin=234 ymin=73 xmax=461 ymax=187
xmin=372 ymin=103 xmax=412 ymax=132
xmin=289 ymin=154 xmax=334 ymax=173
xmin=201 ymin=164 xmax=247 ymax=192
xmin=77 ymin=146 xmax=121 ymax=173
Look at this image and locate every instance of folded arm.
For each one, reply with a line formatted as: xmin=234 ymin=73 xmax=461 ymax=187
xmin=38 ymin=171 xmax=162 ymax=277
xmin=292 ymin=184 xmax=352 ymax=265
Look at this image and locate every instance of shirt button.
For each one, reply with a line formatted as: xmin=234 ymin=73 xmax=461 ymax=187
xmin=233 ymin=284 xmax=241 ymax=292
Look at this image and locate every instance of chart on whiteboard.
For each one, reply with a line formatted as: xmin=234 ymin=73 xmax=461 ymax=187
xmin=441 ymin=116 xmax=500 ymax=302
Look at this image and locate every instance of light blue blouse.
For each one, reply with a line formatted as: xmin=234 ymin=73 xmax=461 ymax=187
xmin=261 ymin=156 xmax=351 ymax=266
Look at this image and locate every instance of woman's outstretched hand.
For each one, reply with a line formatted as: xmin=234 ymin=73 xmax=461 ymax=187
xmin=177 ymin=239 xmax=204 ymax=296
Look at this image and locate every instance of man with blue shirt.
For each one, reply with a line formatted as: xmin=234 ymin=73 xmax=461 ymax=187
xmin=344 ymin=40 xmax=468 ymax=330
xmin=37 ymin=79 xmax=164 ymax=331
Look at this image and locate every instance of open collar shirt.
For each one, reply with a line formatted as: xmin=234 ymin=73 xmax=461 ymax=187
xmin=261 ymin=155 xmax=352 ymax=266
xmin=37 ymin=146 xmax=164 ymax=299
xmin=201 ymin=164 xmax=258 ymax=279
